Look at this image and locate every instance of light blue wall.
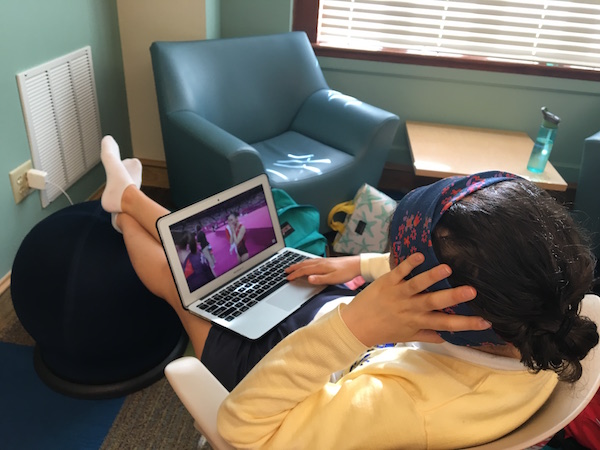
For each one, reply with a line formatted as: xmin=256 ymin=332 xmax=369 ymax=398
xmin=221 ymin=0 xmax=292 ymax=38
xmin=221 ymin=1 xmax=600 ymax=184
xmin=205 ymin=0 xmax=221 ymax=39
xmin=0 ymin=0 xmax=131 ymax=277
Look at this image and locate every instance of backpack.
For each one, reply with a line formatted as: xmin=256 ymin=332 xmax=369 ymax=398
xmin=272 ymin=188 xmax=327 ymax=257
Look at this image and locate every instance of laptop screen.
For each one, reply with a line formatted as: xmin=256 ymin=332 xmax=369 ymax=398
xmin=167 ymin=184 xmax=278 ymax=294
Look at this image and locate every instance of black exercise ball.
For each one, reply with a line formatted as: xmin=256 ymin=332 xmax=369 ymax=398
xmin=11 ymin=200 xmax=187 ymax=399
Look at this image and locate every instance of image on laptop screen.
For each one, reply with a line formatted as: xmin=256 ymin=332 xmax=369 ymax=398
xmin=168 ymin=185 xmax=278 ymax=293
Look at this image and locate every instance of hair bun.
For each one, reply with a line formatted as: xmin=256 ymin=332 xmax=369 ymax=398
xmin=555 ymin=315 xmax=574 ymax=341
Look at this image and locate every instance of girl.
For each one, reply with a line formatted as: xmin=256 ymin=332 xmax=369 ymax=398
xmin=99 ymin=135 xmax=598 ymax=449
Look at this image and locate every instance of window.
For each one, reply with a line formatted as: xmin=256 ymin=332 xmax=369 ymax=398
xmin=293 ymin=0 xmax=600 ymax=81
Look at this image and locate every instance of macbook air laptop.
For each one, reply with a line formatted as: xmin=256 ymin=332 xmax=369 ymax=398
xmin=156 ymin=174 xmax=326 ymax=340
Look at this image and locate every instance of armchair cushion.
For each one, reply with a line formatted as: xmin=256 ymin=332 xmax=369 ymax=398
xmin=252 ymin=131 xmax=354 ymax=182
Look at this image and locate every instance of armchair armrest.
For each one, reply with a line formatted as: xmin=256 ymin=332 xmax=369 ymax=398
xmin=164 ymin=357 xmax=234 ymax=450
xmin=164 ymin=111 xmax=265 ymax=207
xmin=291 ymin=89 xmax=400 ymax=158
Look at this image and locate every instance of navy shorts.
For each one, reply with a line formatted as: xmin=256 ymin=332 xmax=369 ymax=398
xmin=200 ymin=285 xmax=356 ymax=391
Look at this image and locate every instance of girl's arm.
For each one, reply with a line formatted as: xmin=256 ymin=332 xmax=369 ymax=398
xmin=285 ymin=253 xmax=390 ymax=285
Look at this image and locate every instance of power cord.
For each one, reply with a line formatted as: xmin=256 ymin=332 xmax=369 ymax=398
xmin=26 ymin=169 xmax=74 ymax=206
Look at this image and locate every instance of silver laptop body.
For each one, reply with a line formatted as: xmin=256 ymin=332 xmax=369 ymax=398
xmin=156 ymin=174 xmax=326 ymax=340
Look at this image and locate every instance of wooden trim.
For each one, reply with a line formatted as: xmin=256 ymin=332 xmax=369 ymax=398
xmin=139 ymin=158 xmax=170 ymax=189
xmin=0 ymin=271 xmax=11 ymax=295
xmin=312 ymin=46 xmax=600 ymax=82
xmin=139 ymin=158 xmax=167 ymax=168
xmin=379 ymin=163 xmax=577 ymax=207
xmin=292 ymin=0 xmax=319 ymax=42
xmin=88 ymin=185 xmax=104 ymax=201
xmin=377 ymin=163 xmax=439 ymax=193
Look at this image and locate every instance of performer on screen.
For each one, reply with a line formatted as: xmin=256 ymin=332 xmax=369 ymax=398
xmin=226 ymin=211 xmax=249 ymax=263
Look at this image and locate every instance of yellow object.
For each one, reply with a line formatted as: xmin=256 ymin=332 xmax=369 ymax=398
xmin=327 ymin=200 xmax=355 ymax=233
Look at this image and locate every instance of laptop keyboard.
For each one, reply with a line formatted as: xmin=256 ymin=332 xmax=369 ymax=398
xmin=196 ymin=251 xmax=309 ymax=322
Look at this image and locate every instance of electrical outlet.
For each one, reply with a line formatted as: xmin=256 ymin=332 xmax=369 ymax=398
xmin=9 ymin=160 xmax=33 ymax=204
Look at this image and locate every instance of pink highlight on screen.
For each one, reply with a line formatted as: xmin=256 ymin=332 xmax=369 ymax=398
xmin=169 ymin=185 xmax=278 ymax=293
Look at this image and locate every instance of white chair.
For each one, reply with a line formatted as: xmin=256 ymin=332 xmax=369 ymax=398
xmin=165 ymin=356 xmax=233 ymax=450
xmin=165 ymin=294 xmax=600 ymax=450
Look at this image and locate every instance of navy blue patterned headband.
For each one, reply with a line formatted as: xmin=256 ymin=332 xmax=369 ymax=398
xmin=390 ymin=171 xmax=520 ymax=346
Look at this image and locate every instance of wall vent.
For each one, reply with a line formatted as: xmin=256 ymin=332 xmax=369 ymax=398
xmin=17 ymin=46 xmax=102 ymax=207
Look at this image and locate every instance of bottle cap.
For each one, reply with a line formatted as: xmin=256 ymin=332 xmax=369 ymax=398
xmin=541 ymin=106 xmax=560 ymax=128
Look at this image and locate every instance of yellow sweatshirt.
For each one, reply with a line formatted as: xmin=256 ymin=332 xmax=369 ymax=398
xmin=217 ymin=254 xmax=558 ymax=449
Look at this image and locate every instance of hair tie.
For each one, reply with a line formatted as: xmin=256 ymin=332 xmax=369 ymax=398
xmin=556 ymin=316 xmax=574 ymax=341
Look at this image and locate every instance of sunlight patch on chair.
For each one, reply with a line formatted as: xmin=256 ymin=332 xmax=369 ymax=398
xmin=271 ymin=154 xmax=332 ymax=175
xmin=266 ymin=169 xmax=288 ymax=180
xmin=327 ymin=91 xmax=363 ymax=108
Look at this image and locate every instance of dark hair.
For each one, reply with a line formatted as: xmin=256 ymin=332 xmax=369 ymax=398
xmin=176 ymin=231 xmax=197 ymax=254
xmin=196 ymin=230 xmax=209 ymax=248
xmin=432 ymin=179 xmax=598 ymax=383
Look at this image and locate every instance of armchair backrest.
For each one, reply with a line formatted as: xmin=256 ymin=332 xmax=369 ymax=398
xmin=150 ymin=32 xmax=329 ymax=144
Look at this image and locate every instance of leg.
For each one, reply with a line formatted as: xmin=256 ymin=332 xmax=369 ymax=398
xmin=100 ymin=136 xmax=212 ymax=354
xmin=117 ymin=185 xmax=168 ymax=243
xmin=119 ymin=212 xmax=212 ymax=356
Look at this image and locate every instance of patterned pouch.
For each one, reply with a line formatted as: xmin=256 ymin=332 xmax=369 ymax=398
xmin=328 ymin=184 xmax=397 ymax=254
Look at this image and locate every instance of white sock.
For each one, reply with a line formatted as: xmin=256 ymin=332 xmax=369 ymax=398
xmin=110 ymin=158 xmax=143 ymax=234
xmin=100 ymin=135 xmax=134 ymax=213
xmin=111 ymin=213 xmax=122 ymax=234
xmin=122 ymin=158 xmax=142 ymax=189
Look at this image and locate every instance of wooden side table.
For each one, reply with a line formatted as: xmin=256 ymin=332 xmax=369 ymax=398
xmin=406 ymin=121 xmax=568 ymax=192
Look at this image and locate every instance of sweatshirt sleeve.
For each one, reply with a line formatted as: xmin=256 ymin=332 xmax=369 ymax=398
xmin=360 ymin=252 xmax=391 ymax=282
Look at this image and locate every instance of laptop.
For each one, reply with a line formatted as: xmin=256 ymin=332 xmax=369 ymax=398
xmin=156 ymin=174 xmax=326 ymax=340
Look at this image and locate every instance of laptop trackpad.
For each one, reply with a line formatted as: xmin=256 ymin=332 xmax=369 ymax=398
xmin=265 ymin=282 xmax=318 ymax=311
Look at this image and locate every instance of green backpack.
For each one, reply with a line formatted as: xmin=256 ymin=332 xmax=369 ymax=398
xmin=272 ymin=188 xmax=327 ymax=257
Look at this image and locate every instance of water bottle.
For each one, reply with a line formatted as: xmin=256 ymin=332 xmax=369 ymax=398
xmin=527 ymin=106 xmax=561 ymax=173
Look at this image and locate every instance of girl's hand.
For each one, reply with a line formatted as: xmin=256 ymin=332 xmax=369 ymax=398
xmin=341 ymin=253 xmax=491 ymax=347
xmin=285 ymin=255 xmax=361 ymax=285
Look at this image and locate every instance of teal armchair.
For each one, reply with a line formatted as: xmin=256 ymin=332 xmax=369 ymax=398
xmin=574 ymin=131 xmax=600 ymax=265
xmin=150 ymin=32 xmax=400 ymax=231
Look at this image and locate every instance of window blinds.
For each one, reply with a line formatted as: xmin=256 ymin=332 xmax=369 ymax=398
xmin=317 ymin=0 xmax=600 ymax=70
